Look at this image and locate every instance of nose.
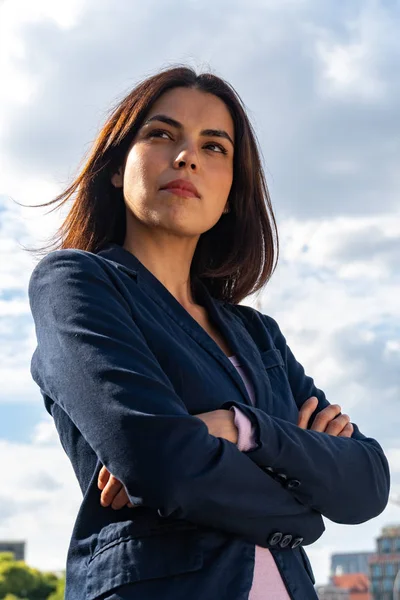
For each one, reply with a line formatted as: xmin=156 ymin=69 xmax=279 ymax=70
xmin=173 ymin=142 xmax=198 ymax=170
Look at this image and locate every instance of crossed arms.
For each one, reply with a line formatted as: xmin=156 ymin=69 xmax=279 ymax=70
xmin=28 ymin=251 xmax=390 ymax=547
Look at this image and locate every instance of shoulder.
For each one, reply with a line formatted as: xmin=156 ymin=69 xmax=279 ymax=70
xmin=28 ymin=249 xmax=137 ymax=324
xmin=30 ymin=248 xmax=100 ymax=275
xmin=28 ymin=249 xmax=102 ymax=293
xmin=28 ymin=248 xmax=133 ymax=310
xmin=28 ymin=247 xmax=137 ymax=286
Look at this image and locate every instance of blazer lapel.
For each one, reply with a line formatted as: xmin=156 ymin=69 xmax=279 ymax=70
xmin=199 ymin=284 xmax=273 ymax=414
xmin=97 ymin=243 xmax=271 ymax=411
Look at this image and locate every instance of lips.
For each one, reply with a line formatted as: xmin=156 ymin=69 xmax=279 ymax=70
xmin=160 ymin=179 xmax=200 ymax=198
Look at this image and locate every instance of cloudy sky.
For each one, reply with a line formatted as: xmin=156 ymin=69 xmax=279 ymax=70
xmin=0 ymin=0 xmax=399 ymax=587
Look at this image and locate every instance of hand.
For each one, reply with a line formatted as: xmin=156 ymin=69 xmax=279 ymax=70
xmin=194 ymin=409 xmax=238 ymax=444
xmin=97 ymin=465 xmax=135 ymax=510
xmin=297 ymin=396 xmax=354 ymax=437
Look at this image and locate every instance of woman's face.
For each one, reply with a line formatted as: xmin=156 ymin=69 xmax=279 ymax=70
xmin=112 ymin=87 xmax=234 ymax=238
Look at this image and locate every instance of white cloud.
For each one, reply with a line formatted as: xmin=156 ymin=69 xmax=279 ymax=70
xmin=316 ymin=39 xmax=385 ymax=101
xmin=1 ymin=0 xmax=83 ymax=31
xmin=30 ymin=418 xmax=60 ymax=446
xmin=0 ymin=434 xmax=81 ymax=572
xmin=386 ymin=449 xmax=400 ymax=475
xmin=314 ymin=1 xmax=400 ymax=102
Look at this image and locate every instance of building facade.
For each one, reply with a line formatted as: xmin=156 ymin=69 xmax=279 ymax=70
xmin=315 ymin=584 xmax=349 ymax=600
xmin=0 ymin=540 xmax=25 ymax=561
xmin=369 ymin=525 xmax=400 ymax=600
xmin=331 ymin=553 xmax=375 ymax=577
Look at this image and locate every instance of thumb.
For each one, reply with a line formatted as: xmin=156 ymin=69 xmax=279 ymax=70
xmin=297 ymin=396 xmax=319 ymax=429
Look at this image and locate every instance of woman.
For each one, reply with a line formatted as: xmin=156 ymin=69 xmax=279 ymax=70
xmin=27 ymin=66 xmax=390 ymax=600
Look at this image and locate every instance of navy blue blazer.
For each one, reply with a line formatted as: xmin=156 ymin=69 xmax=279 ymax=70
xmin=28 ymin=242 xmax=390 ymax=600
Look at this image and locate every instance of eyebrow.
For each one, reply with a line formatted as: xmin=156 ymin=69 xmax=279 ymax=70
xmin=142 ymin=114 xmax=234 ymax=148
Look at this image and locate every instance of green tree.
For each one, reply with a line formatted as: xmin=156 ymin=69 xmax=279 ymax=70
xmin=0 ymin=552 xmax=59 ymax=599
xmin=47 ymin=573 xmax=65 ymax=600
xmin=0 ymin=560 xmax=36 ymax=598
xmin=29 ymin=569 xmax=58 ymax=600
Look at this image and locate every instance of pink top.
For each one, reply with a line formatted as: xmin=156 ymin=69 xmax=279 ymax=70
xmin=228 ymin=354 xmax=291 ymax=600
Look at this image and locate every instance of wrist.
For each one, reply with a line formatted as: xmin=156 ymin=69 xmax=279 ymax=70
xmin=224 ymin=409 xmax=238 ymax=444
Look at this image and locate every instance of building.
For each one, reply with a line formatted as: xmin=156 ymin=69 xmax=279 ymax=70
xmin=315 ymin=584 xmax=350 ymax=599
xmin=332 ymin=553 xmax=375 ymax=577
xmin=332 ymin=573 xmax=371 ymax=600
xmin=316 ymin=574 xmax=371 ymax=600
xmin=0 ymin=540 xmax=25 ymax=561
xmin=369 ymin=525 xmax=400 ymax=600
xmin=316 ymin=551 xmax=374 ymax=600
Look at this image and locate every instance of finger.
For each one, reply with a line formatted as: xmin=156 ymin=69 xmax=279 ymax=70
xmin=111 ymin=486 xmax=131 ymax=510
xmin=338 ymin=422 xmax=354 ymax=438
xmin=98 ymin=465 xmax=110 ymax=490
xmin=297 ymin=397 xmax=319 ymax=429
xmin=311 ymin=404 xmax=342 ymax=432
xmin=325 ymin=414 xmax=350 ymax=436
xmin=100 ymin=476 xmax=123 ymax=507
xmin=297 ymin=397 xmax=318 ymax=428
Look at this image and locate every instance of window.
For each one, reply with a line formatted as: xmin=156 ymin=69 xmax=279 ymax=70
xmin=372 ymin=579 xmax=380 ymax=592
xmin=371 ymin=564 xmax=382 ymax=577
xmin=381 ymin=538 xmax=392 ymax=553
xmin=383 ymin=577 xmax=393 ymax=591
xmin=386 ymin=563 xmax=396 ymax=576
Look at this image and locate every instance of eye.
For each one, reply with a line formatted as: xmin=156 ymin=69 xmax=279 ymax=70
xmin=147 ymin=129 xmax=172 ymax=140
xmin=204 ymin=142 xmax=228 ymax=155
xmin=146 ymin=129 xmax=228 ymax=155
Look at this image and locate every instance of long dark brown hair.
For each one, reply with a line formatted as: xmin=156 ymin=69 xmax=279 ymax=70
xmin=22 ymin=65 xmax=279 ymax=305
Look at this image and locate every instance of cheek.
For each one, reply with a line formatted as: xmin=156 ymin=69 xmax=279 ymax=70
xmin=123 ymin=149 xmax=158 ymax=199
xmin=124 ymin=151 xmax=147 ymax=184
xmin=215 ymin=164 xmax=233 ymax=197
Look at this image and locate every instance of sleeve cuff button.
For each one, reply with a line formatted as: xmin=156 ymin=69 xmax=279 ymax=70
xmin=268 ymin=532 xmax=283 ymax=546
xmin=264 ymin=466 xmax=275 ymax=473
xmin=287 ymin=479 xmax=301 ymax=489
xmin=279 ymin=535 xmax=293 ymax=548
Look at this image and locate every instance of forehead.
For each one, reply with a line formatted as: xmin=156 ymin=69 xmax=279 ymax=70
xmin=146 ymin=87 xmax=234 ymax=135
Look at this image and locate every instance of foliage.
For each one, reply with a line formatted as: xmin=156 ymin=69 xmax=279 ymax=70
xmin=0 ymin=552 xmax=63 ymax=600
xmin=47 ymin=574 xmax=65 ymax=600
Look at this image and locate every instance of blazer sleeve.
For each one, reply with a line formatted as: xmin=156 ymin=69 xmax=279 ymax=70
xmin=28 ymin=250 xmax=325 ymax=548
xmin=221 ymin=314 xmax=390 ymax=525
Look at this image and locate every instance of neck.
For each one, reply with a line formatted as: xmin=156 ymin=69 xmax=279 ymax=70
xmin=123 ymin=238 xmax=200 ymax=310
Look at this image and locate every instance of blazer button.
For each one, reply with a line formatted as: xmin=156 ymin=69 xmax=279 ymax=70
xmin=264 ymin=466 xmax=275 ymax=474
xmin=279 ymin=535 xmax=293 ymax=548
xmin=291 ymin=537 xmax=304 ymax=549
xmin=268 ymin=532 xmax=283 ymax=546
xmin=286 ymin=479 xmax=301 ymax=489
xmin=276 ymin=473 xmax=288 ymax=483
